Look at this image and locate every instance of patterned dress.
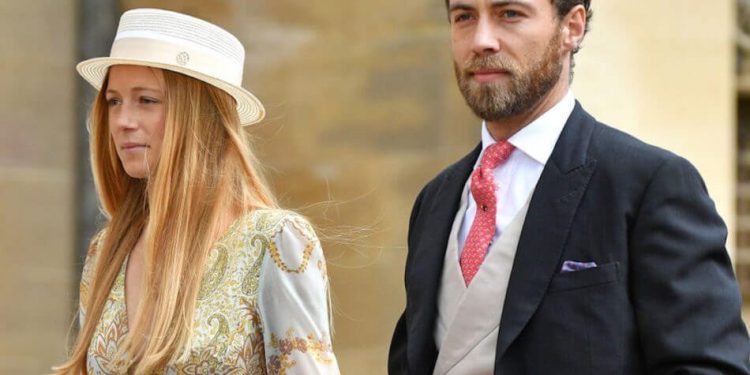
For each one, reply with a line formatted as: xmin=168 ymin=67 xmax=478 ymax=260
xmin=79 ymin=209 xmax=340 ymax=374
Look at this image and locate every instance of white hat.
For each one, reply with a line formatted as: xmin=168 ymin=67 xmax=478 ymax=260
xmin=77 ymin=8 xmax=265 ymax=126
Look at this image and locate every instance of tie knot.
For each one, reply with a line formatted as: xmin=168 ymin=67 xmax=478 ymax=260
xmin=480 ymin=140 xmax=514 ymax=170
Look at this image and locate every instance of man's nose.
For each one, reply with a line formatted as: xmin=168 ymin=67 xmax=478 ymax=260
xmin=472 ymin=17 xmax=500 ymax=54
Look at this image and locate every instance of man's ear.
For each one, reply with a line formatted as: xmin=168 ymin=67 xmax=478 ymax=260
xmin=560 ymin=5 xmax=587 ymax=53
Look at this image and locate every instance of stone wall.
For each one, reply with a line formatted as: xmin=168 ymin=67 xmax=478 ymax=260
xmin=0 ymin=1 xmax=78 ymax=373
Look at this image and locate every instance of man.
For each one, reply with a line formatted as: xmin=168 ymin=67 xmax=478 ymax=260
xmin=388 ymin=0 xmax=750 ymax=374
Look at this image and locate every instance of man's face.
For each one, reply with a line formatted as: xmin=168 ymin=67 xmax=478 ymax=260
xmin=449 ymin=0 xmax=565 ymax=121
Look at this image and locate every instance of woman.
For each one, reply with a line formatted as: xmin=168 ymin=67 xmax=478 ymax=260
xmin=54 ymin=8 xmax=339 ymax=374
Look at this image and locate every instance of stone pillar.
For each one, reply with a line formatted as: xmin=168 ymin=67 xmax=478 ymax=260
xmin=0 ymin=1 xmax=78 ymax=373
xmin=76 ymin=0 xmax=118 ymax=270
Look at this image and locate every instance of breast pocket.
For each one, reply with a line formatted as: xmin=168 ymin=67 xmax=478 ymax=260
xmin=548 ymin=261 xmax=620 ymax=293
xmin=531 ymin=261 xmax=629 ymax=373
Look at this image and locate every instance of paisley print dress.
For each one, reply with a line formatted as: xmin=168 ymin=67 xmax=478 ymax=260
xmin=79 ymin=209 xmax=339 ymax=374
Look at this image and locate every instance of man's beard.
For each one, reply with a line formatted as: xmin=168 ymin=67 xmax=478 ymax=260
xmin=454 ymin=31 xmax=563 ymax=122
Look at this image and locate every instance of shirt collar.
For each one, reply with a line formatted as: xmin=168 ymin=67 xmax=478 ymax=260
xmin=480 ymin=90 xmax=575 ymax=166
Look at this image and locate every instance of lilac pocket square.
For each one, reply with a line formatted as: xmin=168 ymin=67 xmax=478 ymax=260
xmin=561 ymin=260 xmax=597 ymax=273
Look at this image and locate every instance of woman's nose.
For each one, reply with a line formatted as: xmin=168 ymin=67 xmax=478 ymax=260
xmin=112 ymin=104 xmax=138 ymax=130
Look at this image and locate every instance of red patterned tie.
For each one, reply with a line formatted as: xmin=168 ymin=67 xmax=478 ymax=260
xmin=460 ymin=140 xmax=515 ymax=285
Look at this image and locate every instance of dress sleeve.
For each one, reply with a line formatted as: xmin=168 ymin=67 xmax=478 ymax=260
xmin=258 ymin=214 xmax=340 ymax=375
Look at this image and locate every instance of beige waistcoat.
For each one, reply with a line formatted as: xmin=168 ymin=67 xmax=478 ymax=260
xmin=433 ymin=181 xmax=531 ymax=375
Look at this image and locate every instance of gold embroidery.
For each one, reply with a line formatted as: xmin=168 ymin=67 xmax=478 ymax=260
xmin=317 ymin=260 xmax=328 ymax=280
xmin=289 ymin=217 xmax=316 ymax=243
xmin=268 ymin=329 xmax=335 ymax=375
xmin=269 ymin=240 xmax=316 ymax=274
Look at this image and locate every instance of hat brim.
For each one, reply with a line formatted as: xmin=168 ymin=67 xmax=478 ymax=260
xmin=77 ymin=57 xmax=265 ymax=126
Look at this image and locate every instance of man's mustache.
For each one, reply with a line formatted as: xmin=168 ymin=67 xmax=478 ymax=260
xmin=463 ymin=56 xmax=516 ymax=75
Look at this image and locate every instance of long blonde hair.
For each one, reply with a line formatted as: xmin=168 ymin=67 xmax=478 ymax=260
xmin=54 ymin=68 xmax=277 ymax=373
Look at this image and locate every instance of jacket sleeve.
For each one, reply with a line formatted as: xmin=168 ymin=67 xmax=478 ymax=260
xmin=630 ymin=156 xmax=750 ymax=373
xmin=389 ymin=188 xmax=426 ymax=375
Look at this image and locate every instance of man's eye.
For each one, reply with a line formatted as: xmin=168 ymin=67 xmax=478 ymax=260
xmin=453 ymin=13 xmax=474 ymax=23
xmin=502 ymin=10 xmax=521 ymax=18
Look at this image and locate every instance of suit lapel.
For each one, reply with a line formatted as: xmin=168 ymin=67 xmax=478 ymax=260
xmin=495 ymin=103 xmax=598 ymax=361
xmin=406 ymin=145 xmax=481 ymax=374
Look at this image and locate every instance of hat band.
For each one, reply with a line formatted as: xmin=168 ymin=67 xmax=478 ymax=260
xmin=110 ymin=36 xmax=243 ymax=85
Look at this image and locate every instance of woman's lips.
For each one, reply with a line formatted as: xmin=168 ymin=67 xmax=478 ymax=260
xmin=121 ymin=142 xmax=149 ymax=151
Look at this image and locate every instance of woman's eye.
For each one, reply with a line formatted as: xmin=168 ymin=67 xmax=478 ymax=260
xmin=140 ymin=97 xmax=160 ymax=104
xmin=106 ymin=98 xmax=121 ymax=106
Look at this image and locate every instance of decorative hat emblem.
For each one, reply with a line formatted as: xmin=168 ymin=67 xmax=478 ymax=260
xmin=176 ymin=51 xmax=190 ymax=66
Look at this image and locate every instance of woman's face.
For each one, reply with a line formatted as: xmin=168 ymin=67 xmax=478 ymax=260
xmin=106 ymin=65 xmax=167 ymax=179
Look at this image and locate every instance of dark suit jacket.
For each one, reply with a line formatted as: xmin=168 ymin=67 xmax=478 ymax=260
xmin=389 ymin=103 xmax=750 ymax=374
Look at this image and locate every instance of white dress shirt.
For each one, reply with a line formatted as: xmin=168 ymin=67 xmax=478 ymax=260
xmin=457 ymin=91 xmax=576 ymax=256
